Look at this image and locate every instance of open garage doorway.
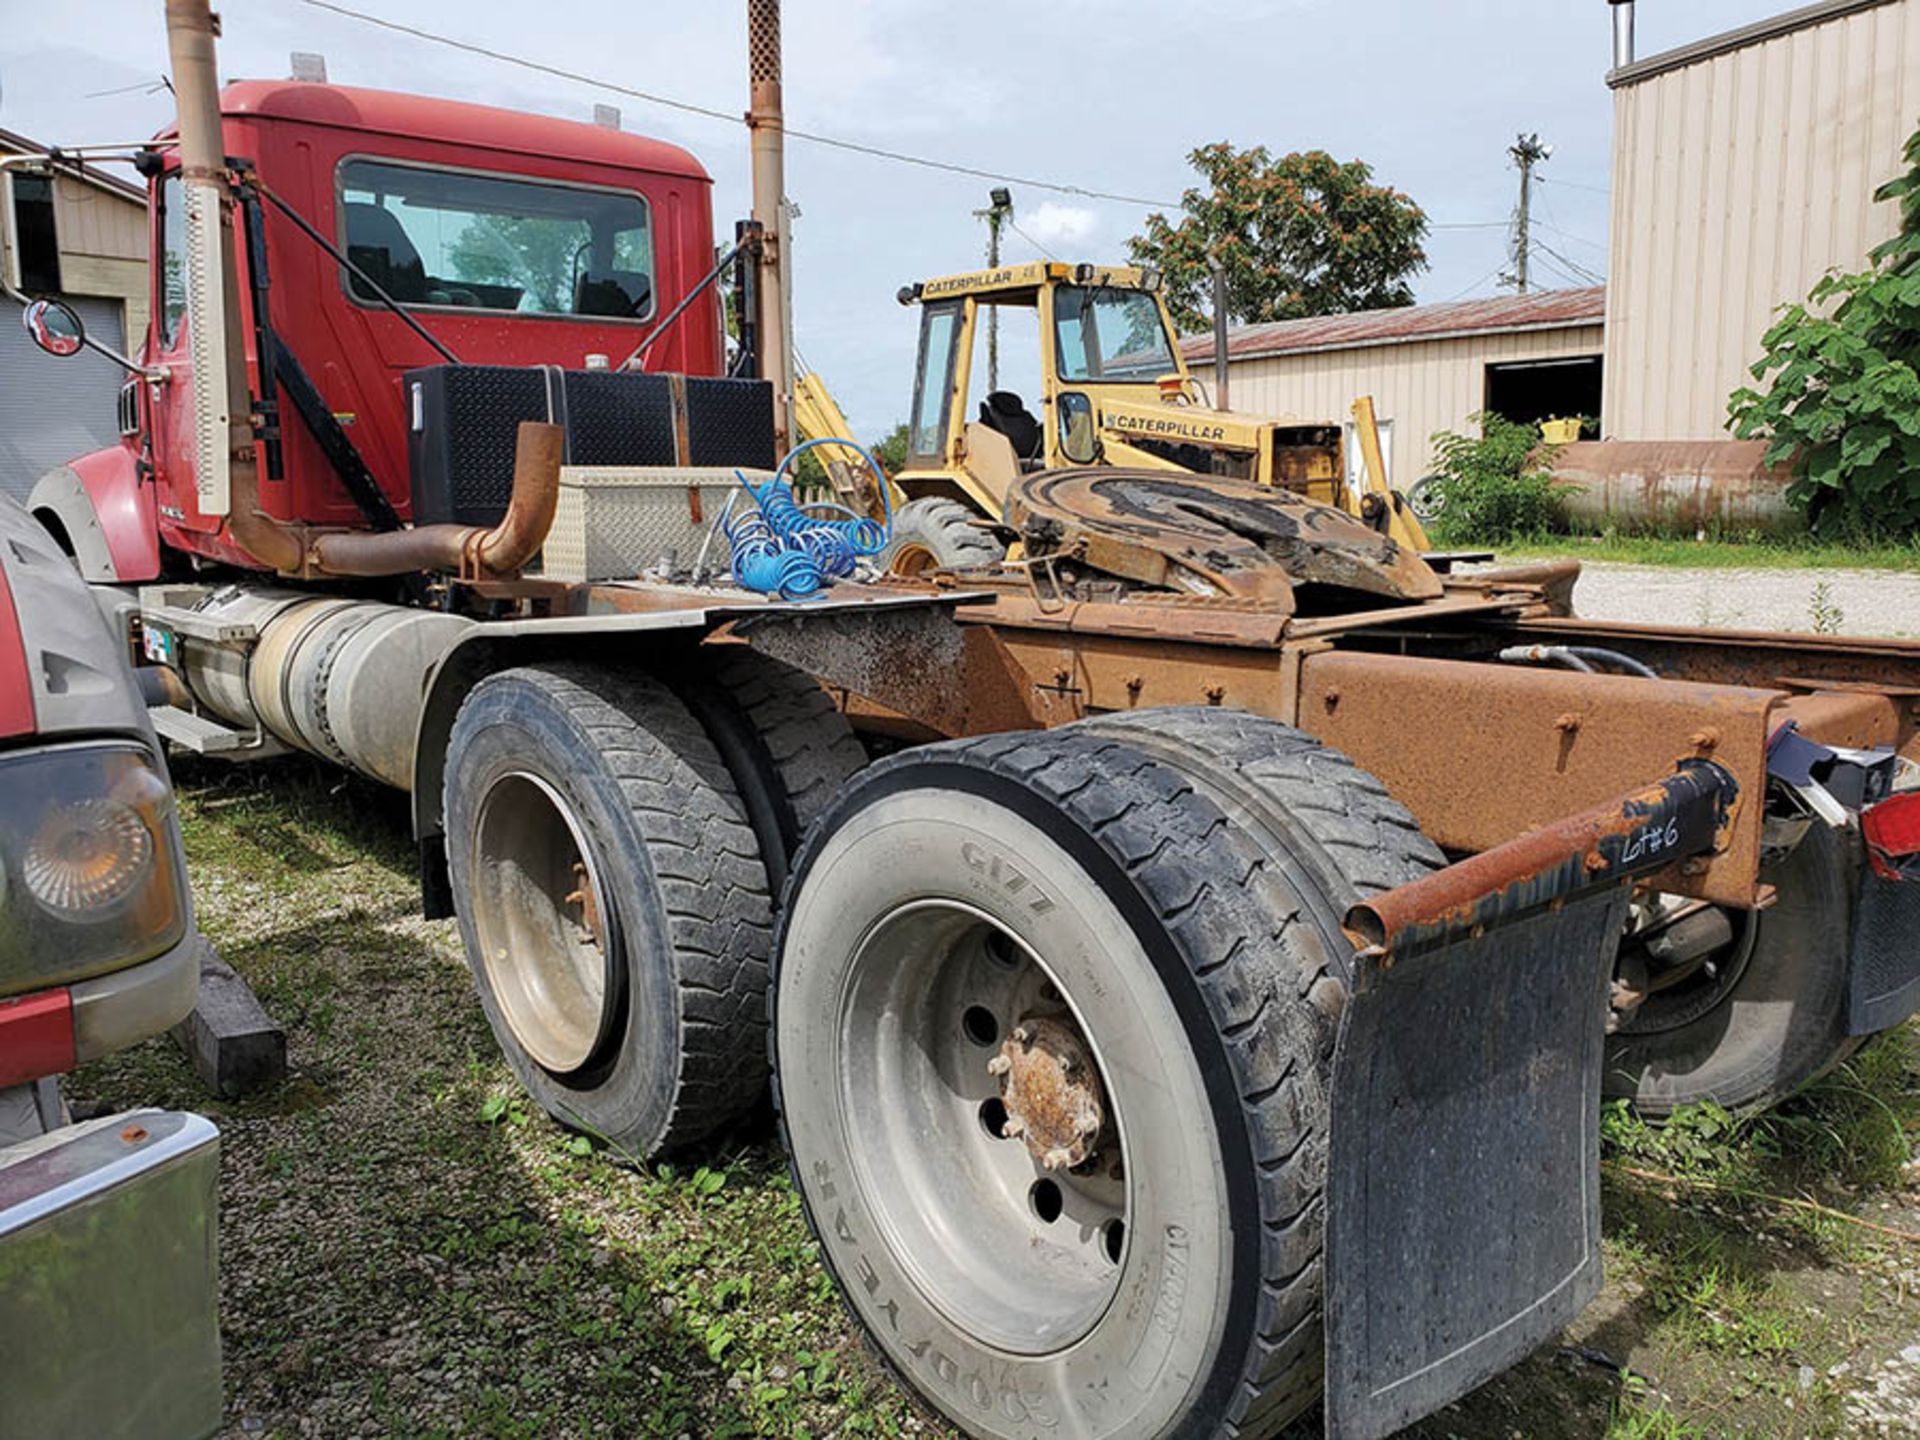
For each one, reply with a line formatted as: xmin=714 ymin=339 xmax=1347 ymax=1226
xmin=1484 ymin=355 xmax=1602 ymax=436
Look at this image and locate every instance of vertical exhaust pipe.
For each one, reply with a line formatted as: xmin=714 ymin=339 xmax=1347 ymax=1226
xmin=164 ymin=0 xmax=304 ymax=572
xmin=1608 ymin=0 xmax=1636 ymax=69
xmin=746 ymin=0 xmax=792 ymax=450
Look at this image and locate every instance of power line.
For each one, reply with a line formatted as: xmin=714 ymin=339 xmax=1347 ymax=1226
xmin=1534 ymin=217 xmax=1608 ymax=254
xmin=1007 ymin=219 xmax=1060 ymax=260
xmin=295 ymin=0 xmax=1185 ymax=209
xmin=1436 ymin=266 xmax=1507 ymax=304
xmin=1539 ymin=174 xmax=1611 ymax=196
xmin=1535 ymin=242 xmax=1605 ymax=285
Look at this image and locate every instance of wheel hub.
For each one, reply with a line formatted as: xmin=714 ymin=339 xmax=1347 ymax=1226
xmin=989 ymin=1013 xmax=1105 ymax=1171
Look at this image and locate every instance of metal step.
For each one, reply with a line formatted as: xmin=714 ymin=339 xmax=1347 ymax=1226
xmin=138 ymin=602 xmax=261 ymax=647
xmin=149 ymin=706 xmax=282 ymax=757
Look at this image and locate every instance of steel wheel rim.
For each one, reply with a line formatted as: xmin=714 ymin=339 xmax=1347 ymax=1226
xmin=835 ymin=898 xmax=1131 ymax=1356
xmin=470 ymin=770 xmax=617 ymax=1074
xmin=1617 ymin=900 xmax=1760 ymax=1037
xmin=887 ymin=542 xmax=938 ymax=578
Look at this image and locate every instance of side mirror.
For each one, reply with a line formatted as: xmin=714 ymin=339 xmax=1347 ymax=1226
xmin=23 ymin=298 xmax=85 ymax=358
xmin=1057 ymin=391 xmax=1098 ymax=466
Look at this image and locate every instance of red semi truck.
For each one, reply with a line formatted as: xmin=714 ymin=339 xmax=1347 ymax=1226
xmin=6 ymin=4 xmax=1920 ymax=1438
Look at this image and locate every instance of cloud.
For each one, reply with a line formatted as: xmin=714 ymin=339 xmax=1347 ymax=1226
xmin=1020 ymin=202 xmax=1099 ymax=250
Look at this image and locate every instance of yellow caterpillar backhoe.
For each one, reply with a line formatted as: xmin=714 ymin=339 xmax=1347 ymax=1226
xmin=797 ymin=261 xmax=1435 ymax=571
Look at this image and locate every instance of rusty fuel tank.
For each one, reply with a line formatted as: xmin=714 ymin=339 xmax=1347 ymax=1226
xmin=1551 ymin=440 xmax=1801 ymax=537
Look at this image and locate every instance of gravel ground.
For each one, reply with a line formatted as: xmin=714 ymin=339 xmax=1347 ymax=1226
xmin=1566 ymin=562 xmax=1920 ymax=637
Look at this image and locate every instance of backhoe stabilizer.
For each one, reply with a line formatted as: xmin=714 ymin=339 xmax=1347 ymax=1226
xmin=1323 ymin=761 xmax=1740 ymax=1439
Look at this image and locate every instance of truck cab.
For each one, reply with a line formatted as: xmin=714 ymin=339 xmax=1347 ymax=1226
xmin=29 ymin=80 xmax=725 ymax=580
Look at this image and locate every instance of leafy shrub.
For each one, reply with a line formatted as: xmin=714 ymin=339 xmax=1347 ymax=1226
xmin=1425 ymin=411 xmax=1564 ymax=544
xmin=1730 ymin=123 xmax=1920 ymax=536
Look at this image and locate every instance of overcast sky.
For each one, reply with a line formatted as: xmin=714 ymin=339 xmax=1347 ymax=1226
xmin=3 ymin=0 xmax=1792 ymax=438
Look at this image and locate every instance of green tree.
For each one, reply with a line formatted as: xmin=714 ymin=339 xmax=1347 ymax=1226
xmin=1128 ymin=143 xmax=1429 ymax=333
xmin=870 ymin=423 xmax=909 ymax=474
xmin=1730 ymin=123 xmax=1920 ymax=536
xmin=448 ymin=216 xmax=589 ymax=312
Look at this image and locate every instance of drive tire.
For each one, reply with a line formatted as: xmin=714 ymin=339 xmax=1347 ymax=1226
xmin=1604 ymin=824 xmax=1858 ymax=1115
xmin=444 ymin=663 xmax=773 ymax=1158
xmin=773 ymin=720 xmax=1439 ymax=1438
xmin=696 ymin=647 xmax=866 ymax=869
xmin=881 ymin=496 xmax=1005 ymax=575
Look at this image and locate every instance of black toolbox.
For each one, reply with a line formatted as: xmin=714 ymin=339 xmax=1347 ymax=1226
xmin=405 ymin=364 xmax=776 ymax=526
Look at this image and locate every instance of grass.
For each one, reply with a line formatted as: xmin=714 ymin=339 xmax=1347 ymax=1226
xmin=67 ymin=754 xmax=1920 ymax=1439
xmin=1492 ymin=531 xmax=1920 ymax=571
xmin=69 ymin=755 xmax=935 ymax=1440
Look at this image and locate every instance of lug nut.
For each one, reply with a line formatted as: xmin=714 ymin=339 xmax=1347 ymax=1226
xmin=1011 ymin=1025 xmax=1031 ymax=1045
xmin=1078 ymin=1116 xmax=1100 ymax=1137
xmin=1042 ymin=1148 xmax=1072 ymax=1171
xmin=986 ymin=1054 xmax=1011 ymax=1077
xmin=1002 ymin=1117 xmax=1026 ymax=1138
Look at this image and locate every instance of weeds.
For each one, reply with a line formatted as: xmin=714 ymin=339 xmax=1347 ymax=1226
xmin=1500 ymin=530 xmax=1920 ymax=570
xmin=1808 ymin=579 xmax=1846 ymax=634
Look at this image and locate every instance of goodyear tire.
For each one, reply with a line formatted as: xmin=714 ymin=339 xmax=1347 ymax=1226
xmin=1605 ymin=824 xmax=1858 ymax=1114
xmin=881 ymin=497 xmax=1005 ymax=576
xmin=774 ymin=719 xmax=1440 ymax=1438
xmin=444 ymin=663 xmax=772 ymax=1157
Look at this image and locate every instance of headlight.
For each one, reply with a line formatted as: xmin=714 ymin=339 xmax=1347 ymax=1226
xmin=0 ymin=744 xmax=186 ymax=997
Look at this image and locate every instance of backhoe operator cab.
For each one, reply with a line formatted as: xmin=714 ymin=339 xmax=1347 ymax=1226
xmin=885 ymin=261 xmax=1355 ymax=571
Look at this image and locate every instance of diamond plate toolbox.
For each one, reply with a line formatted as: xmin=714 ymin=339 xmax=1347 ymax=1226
xmin=540 ymin=467 xmax=772 ymax=582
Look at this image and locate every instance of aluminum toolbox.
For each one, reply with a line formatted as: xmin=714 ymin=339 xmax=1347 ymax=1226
xmin=540 ymin=466 xmax=775 ymax=583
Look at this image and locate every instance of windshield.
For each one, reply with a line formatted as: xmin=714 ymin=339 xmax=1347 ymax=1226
xmin=1053 ymin=285 xmax=1176 ymax=382
xmin=337 ymin=158 xmax=654 ymax=321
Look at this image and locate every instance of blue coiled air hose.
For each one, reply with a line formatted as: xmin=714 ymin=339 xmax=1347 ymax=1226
xmin=724 ymin=437 xmax=893 ymax=599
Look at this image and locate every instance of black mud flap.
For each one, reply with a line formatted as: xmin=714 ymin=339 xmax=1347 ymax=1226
xmin=1322 ymin=887 xmax=1628 ymax=1440
xmin=1848 ymin=869 xmax=1920 ymax=1036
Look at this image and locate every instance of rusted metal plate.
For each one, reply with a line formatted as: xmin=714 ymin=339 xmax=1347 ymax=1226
xmin=735 ymin=604 xmax=1052 ymax=736
xmin=1325 ymin=887 xmax=1626 ymax=1440
xmin=1296 ymin=651 xmax=1776 ymax=906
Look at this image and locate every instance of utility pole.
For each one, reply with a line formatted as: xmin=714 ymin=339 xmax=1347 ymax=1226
xmin=1505 ymin=133 xmax=1551 ymax=294
xmin=974 ymin=187 xmax=1013 ymax=391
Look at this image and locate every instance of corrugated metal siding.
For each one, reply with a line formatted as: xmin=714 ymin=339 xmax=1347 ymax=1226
xmin=1220 ymin=323 xmax=1605 ymax=485
xmin=49 ymin=172 xmax=147 ymax=262
xmin=0 ymin=295 xmax=127 ymax=504
xmin=1604 ymin=0 xmax=1920 ymax=439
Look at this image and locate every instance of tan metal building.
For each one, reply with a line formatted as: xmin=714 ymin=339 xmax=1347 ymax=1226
xmin=1179 ymin=288 xmax=1606 ymax=487
xmin=0 ymin=132 xmax=150 ymax=501
xmin=1603 ymin=0 xmax=1920 ymax=439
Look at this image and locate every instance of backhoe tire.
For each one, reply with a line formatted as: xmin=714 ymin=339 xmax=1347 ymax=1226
xmin=443 ymin=663 xmax=773 ymax=1158
xmin=1604 ymin=824 xmax=1858 ymax=1115
xmin=881 ymin=496 xmax=1005 ymax=576
xmin=773 ymin=720 xmax=1443 ymax=1439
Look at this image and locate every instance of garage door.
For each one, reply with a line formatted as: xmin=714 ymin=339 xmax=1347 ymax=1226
xmin=0 ymin=296 xmax=128 ymax=504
